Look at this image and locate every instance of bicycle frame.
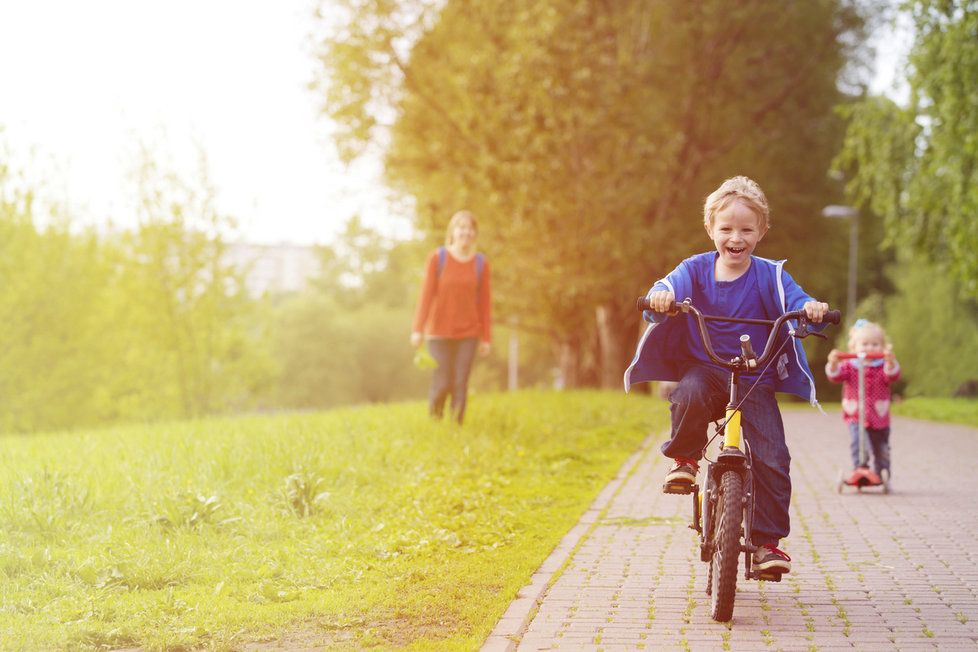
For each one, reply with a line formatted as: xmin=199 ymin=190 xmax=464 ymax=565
xmin=637 ymin=296 xmax=841 ymax=619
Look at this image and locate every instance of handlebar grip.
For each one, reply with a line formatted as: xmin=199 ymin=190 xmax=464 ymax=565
xmin=635 ymin=296 xmax=677 ymax=314
xmin=824 ymin=310 xmax=842 ymax=325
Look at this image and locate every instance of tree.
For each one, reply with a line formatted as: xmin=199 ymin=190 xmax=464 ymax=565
xmin=272 ymin=217 xmax=429 ymax=408
xmin=101 ymin=153 xmax=273 ymax=420
xmin=835 ymin=1 xmax=978 ymax=295
xmin=0 ymin=176 xmax=113 ymax=431
xmin=314 ymin=0 xmax=869 ymax=387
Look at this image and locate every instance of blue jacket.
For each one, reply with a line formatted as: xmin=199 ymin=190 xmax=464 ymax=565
xmin=624 ymin=253 xmax=822 ymax=406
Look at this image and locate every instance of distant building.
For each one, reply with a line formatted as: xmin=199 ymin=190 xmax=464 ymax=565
xmin=224 ymin=242 xmax=321 ymax=297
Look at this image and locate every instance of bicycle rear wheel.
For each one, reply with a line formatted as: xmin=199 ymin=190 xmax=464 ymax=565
xmin=710 ymin=470 xmax=743 ymax=622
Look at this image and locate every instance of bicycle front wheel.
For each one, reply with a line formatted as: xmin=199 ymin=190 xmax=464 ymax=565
xmin=710 ymin=470 xmax=743 ymax=622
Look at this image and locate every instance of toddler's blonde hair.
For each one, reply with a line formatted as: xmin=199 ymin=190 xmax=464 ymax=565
xmin=444 ymin=210 xmax=478 ymax=247
xmin=703 ymin=176 xmax=770 ymax=230
xmin=847 ymin=319 xmax=889 ymax=350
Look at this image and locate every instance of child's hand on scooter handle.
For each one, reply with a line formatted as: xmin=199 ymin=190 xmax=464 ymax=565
xmin=826 ymin=348 xmax=842 ymax=373
xmin=883 ymin=346 xmax=897 ymax=369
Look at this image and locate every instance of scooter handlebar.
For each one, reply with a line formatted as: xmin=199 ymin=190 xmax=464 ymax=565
xmin=835 ymin=352 xmax=886 ymax=360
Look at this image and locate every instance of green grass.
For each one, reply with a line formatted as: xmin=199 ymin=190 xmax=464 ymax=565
xmin=0 ymin=390 xmax=666 ymax=650
xmin=811 ymin=397 xmax=978 ymax=429
xmin=892 ymin=397 xmax=978 ymax=428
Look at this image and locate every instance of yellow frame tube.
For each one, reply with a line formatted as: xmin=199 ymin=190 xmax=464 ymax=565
xmin=723 ymin=408 xmax=742 ymax=448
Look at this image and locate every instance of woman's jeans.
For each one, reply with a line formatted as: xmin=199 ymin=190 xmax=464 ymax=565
xmin=427 ymin=337 xmax=478 ymax=424
xmin=661 ymin=365 xmax=790 ymax=546
xmin=848 ymin=422 xmax=890 ymax=474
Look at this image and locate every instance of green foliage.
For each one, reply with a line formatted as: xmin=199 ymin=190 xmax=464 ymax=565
xmin=412 ymin=345 xmax=437 ymax=370
xmin=0 ymin=152 xmax=275 ymax=431
xmin=106 ymin=155 xmax=275 ymax=419
xmin=836 ymin=1 xmax=978 ymax=295
xmin=833 ymin=96 xmax=919 ymax=231
xmin=0 ymin=390 xmax=667 ymax=650
xmin=153 ymin=492 xmax=229 ymax=530
xmin=281 ymin=469 xmax=331 ymax=518
xmin=314 ymin=0 xmax=871 ymax=385
xmin=273 ymin=296 xmax=428 ymax=407
xmin=874 ymin=253 xmax=978 ymax=397
xmin=829 ymin=250 xmax=978 ymax=397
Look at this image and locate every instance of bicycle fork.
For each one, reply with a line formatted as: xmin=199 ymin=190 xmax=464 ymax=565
xmin=693 ymin=404 xmax=782 ymax=583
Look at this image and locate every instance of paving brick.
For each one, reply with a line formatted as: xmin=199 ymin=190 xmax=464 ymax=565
xmin=482 ymin=413 xmax=978 ymax=652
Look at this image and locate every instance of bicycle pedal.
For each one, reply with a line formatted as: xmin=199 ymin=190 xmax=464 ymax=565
xmin=663 ymin=481 xmax=694 ymax=495
xmin=753 ymin=571 xmax=783 ymax=582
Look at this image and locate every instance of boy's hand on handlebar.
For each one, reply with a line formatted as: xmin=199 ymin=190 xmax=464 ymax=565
xmin=648 ymin=290 xmax=677 ymax=314
xmin=803 ymin=301 xmax=830 ymax=323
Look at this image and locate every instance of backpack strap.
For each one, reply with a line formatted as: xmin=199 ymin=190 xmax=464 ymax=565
xmin=475 ymin=253 xmax=485 ymax=284
xmin=475 ymin=253 xmax=485 ymax=303
xmin=437 ymin=246 xmax=447 ymax=278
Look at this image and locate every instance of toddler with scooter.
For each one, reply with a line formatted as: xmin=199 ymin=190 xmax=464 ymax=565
xmin=825 ymin=319 xmax=901 ymax=490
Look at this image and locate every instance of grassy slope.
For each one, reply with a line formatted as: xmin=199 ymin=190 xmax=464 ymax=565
xmin=0 ymin=390 xmax=666 ymax=651
xmin=892 ymin=397 xmax=978 ymax=429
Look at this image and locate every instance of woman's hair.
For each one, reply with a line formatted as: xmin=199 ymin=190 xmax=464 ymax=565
xmin=703 ymin=176 xmax=770 ymax=230
xmin=444 ymin=210 xmax=478 ymax=247
xmin=847 ymin=319 xmax=889 ymax=350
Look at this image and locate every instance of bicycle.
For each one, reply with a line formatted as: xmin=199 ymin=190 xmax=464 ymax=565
xmin=635 ymin=296 xmax=840 ymax=621
xmin=834 ymin=351 xmax=890 ymax=494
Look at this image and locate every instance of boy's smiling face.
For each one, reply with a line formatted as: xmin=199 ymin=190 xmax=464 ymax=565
xmin=706 ymin=199 xmax=768 ymax=275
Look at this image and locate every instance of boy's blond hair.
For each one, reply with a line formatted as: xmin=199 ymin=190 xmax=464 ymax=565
xmin=847 ymin=319 xmax=889 ymax=350
xmin=444 ymin=210 xmax=478 ymax=246
xmin=703 ymin=176 xmax=770 ymax=230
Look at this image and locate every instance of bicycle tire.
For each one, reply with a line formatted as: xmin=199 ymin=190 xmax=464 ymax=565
xmin=702 ymin=469 xmax=715 ymax=595
xmin=710 ymin=470 xmax=743 ymax=622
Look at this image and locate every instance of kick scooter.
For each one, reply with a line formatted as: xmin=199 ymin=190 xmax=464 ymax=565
xmin=835 ymin=351 xmax=890 ymax=494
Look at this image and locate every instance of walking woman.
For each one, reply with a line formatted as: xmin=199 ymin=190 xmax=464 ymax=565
xmin=411 ymin=210 xmax=492 ymax=424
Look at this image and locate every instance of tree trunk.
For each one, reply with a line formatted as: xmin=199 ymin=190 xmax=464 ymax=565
xmin=596 ymin=301 xmax=641 ymax=390
xmin=556 ymin=338 xmax=580 ymax=389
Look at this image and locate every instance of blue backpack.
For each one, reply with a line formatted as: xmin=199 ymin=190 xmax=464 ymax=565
xmin=437 ymin=246 xmax=486 ymax=303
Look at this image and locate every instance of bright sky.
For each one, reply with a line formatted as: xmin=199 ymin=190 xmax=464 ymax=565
xmin=0 ymin=0 xmax=407 ymax=246
xmin=0 ymin=2 xmax=910 ymax=246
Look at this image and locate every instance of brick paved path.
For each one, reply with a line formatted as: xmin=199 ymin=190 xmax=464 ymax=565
xmin=484 ymin=411 xmax=978 ymax=651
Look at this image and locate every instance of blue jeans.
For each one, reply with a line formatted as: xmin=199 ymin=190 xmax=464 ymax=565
xmin=848 ymin=422 xmax=890 ymax=474
xmin=427 ymin=337 xmax=478 ymax=424
xmin=661 ymin=365 xmax=790 ymax=546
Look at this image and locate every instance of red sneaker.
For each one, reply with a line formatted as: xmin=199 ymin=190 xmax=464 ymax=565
xmin=664 ymin=457 xmax=699 ymax=484
xmin=753 ymin=544 xmax=791 ymax=573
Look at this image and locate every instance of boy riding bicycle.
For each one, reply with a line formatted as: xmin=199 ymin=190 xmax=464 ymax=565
xmin=624 ymin=176 xmax=831 ymax=574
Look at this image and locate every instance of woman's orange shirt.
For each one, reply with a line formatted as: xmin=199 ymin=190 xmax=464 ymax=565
xmin=412 ymin=249 xmax=491 ymax=342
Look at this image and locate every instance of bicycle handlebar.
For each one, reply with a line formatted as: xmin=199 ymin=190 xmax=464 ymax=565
xmin=635 ymin=297 xmax=841 ymax=371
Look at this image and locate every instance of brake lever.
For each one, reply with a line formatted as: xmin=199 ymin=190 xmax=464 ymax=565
xmin=792 ymin=314 xmax=830 ymax=340
xmin=792 ymin=316 xmax=812 ymax=340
